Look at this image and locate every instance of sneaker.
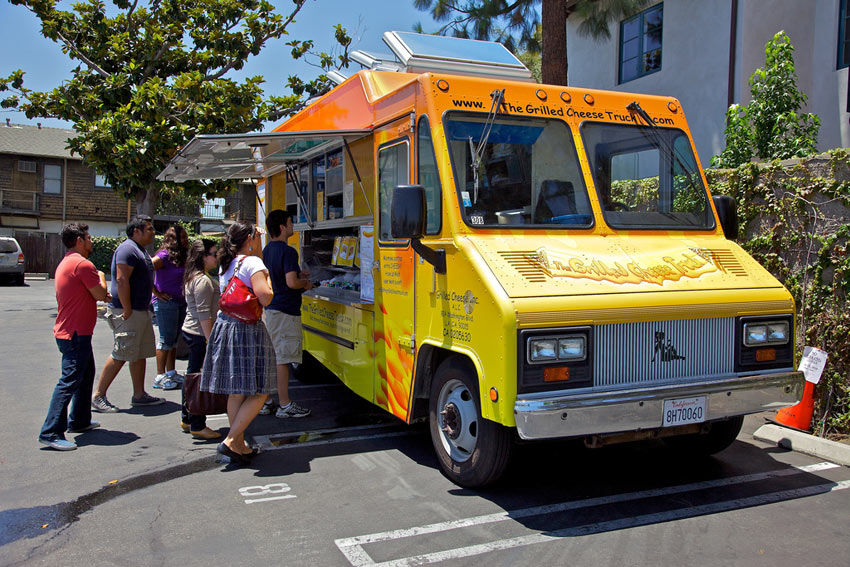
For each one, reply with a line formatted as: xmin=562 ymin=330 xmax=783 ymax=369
xmin=39 ymin=438 xmax=77 ymax=451
xmin=169 ymin=372 xmax=185 ymax=385
xmin=153 ymin=374 xmax=166 ymax=388
xmin=275 ymin=401 xmax=311 ymax=419
xmin=92 ymin=395 xmax=119 ymax=413
xmin=130 ymin=393 xmax=165 ymax=406
xmin=258 ymin=400 xmax=276 ymax=416
xmin=67 ymin=421 xmax=101 ymax=433
xmin=160 ymin=378 xmax=180 ymax=390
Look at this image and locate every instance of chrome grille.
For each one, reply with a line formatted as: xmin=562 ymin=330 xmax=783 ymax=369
xmin=593 ymin=317 xmax=735 ymax=388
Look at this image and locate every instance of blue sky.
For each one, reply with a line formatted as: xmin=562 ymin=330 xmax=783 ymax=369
xmin=0 ymin=0 xmax=443 ymax=129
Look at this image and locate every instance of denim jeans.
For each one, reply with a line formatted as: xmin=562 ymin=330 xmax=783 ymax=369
xmin=40 ymin=333 xmax=95 ymax=441
xmin=153 ymin=298 xmax=187 ymax=350
xmin=181 ymin=330 xmax=207 ymax=430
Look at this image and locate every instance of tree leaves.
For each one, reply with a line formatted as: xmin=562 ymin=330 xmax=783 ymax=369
xmin=1 ymin=0 xmax=348 ymax=215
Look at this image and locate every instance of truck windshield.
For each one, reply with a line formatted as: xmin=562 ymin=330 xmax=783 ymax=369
xmin=445 ymin=113 xmax=592 ymax=228
xmin=580 ymin=122 xmax=714 ymax=230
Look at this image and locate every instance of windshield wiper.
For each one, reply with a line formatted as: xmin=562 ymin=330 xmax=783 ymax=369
xmin=626 ymin=101 xmax=704 ymax=204
xmin=469 ymin=88 xmax=505 ymax=205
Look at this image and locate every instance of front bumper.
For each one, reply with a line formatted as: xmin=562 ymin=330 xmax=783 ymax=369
xmin=514 ymin=371 xmax=804 ymax=440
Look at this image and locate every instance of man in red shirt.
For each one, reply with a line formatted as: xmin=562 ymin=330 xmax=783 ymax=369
xmin=39 ymin=223 xmax=110 ymax=450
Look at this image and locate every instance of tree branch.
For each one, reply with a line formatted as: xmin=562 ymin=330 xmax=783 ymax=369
xmin=55 ymin=30 xmax=111 ymax=78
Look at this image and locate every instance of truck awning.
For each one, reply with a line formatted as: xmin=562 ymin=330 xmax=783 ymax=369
xmin=156 ymin=129 xmax=372 ymax=183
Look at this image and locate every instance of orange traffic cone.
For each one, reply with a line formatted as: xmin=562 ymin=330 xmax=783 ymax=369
xmin=774 ymin=380 xmax=816 ymax=432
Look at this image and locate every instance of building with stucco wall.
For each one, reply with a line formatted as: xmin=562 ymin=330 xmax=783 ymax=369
xmin=566 ymin=0 xmax=849 ymax=165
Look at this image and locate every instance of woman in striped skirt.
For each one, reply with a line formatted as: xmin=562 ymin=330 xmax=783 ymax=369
xmin=201 ymin=222 xmax=275 ymax=465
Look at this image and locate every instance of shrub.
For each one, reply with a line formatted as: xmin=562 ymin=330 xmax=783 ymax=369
xmin=711 ymin=31 xmax=820 ymax=168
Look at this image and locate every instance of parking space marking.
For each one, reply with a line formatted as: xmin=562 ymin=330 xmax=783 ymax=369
xmin=240 ymin=483 xmax=297 ymax=504
xmin=335 ymin=462 xmax=848 ymax=566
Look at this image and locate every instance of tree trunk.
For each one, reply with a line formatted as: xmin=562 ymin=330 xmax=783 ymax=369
xmin=541 ymin=0 xmax=568 ymax=85
xmin=134 ymin=182 xmax=158 ymax=219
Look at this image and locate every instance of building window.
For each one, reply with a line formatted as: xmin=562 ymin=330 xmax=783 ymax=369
xmin=44 ymin=164 xmax=62 ymax=194
xmin=840 ymin=0 xmax=850 ymax=69
xmin=95 ymin=174 xmax=111 ymax=188
xmin=619 ymin=3 xmax=663 ymax=83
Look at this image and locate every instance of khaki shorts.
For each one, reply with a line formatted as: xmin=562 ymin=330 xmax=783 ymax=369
xmin=105 ymin=306 xmax=156 ymax=362
xmin=264 ymin=310 xmax=303 ymax=365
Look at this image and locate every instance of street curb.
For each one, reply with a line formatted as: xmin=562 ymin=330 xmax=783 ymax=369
xmin=25 ymin=272 xmax=49 ymax=280
xmin=753 ymin=424 xmax=850 ymax=467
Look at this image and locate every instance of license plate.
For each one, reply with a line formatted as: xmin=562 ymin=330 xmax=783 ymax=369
xmin=662 ymin=396 xmax=707 ymax=427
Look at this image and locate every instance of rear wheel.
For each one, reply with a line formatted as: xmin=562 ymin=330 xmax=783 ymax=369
xmin=664 ymin=416 xmax=745 ymax=455
xmin=15 ymin=274 xmax=24 ymax=286
xmin=429 ymin=358 xmax=512 ymax=487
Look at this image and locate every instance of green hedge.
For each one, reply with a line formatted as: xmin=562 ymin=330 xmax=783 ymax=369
xmin=706 ymin=149 xmax=850 ymax=436
xmin=89 ymin=222 xmax=204 ymax=274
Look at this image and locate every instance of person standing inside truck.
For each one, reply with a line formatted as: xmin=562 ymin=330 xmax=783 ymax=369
xmin=39 ymin=223 xmax=110 ymax=450
xmin=259 ymin=209 xmax=314 ymax=419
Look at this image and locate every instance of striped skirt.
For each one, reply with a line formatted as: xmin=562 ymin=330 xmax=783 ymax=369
xmin=200 ymin=312 xmax=277 ymax=395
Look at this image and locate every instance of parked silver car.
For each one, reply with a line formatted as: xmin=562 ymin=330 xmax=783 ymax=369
xmin=0 ymin=237 xmax=25 ymax=285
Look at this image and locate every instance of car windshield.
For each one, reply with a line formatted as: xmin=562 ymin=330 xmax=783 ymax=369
xmin=0 ymin=240 xmax=18 ymax=253
xmin=581 ymin=122 xmax=714 ymax=230
xmin=445 ymin=113 xmax=592 ymax=228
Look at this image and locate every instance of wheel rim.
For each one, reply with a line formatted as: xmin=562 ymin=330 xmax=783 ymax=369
xmin=436 ymin=378 xmax=478 ymax=463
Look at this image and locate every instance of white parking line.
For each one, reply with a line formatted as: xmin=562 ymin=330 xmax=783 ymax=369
xmin=335 ymin=462 xmax=847 ymax=566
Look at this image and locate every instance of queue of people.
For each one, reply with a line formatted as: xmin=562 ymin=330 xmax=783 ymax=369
xmin=38 ymin=212 xmax=313 ymax=466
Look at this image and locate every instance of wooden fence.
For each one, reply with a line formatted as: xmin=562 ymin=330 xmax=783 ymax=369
xmin=14 ymin=231 xmax=65 ymax=277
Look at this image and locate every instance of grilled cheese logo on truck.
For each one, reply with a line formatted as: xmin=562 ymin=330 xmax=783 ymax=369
xmin=528 ymin=248 xmax=717 ymax=285
xmin=449 ymin=98 xmax=675 ymax=125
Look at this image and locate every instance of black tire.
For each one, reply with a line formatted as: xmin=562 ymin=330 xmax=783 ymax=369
xmin=428 ymin=357 xmax=513 ymax=487
xmin=16 ymin=274 xmax=25 ymax=286
xmin=292 ymin=351 xmax=338 ymax=385
xmin=664 ymin=416 xmax=745 ymax=456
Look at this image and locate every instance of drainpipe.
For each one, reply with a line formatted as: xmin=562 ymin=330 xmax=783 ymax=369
xmin=62 ymin=158 xmax=67 ymax=224
xmin=727 ymin=0 xmax=739 ymax=108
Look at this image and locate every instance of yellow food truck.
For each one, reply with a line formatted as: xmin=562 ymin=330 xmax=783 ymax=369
xmin=159 ymin=32 xmax=804 ymax=487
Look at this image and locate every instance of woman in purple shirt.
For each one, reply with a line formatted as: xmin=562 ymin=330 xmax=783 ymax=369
xmin=151 ymin=224 xmax=189 ymax=390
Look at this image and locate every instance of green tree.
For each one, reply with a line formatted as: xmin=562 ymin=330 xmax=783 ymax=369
xmin=0 ymin=0 xmax=351 ymax=216
xmin=413 ymin=0 xmax=650 ymax=85
xmin=712 ymin=31 xmax=820 ymax=168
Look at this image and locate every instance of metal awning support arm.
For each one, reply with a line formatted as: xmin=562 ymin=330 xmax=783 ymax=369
xmin=286 ymin=164 xmax=314 ymax=228
xmin=343 ymin=139 xmax=373 ymax=218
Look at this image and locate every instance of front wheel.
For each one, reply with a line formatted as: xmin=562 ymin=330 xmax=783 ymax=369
xmin=429 ymin=358 xmax=513 ymax=487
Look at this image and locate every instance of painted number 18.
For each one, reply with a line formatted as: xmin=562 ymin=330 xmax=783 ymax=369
xmin=239 ymin=483 xmax=296 ymax=504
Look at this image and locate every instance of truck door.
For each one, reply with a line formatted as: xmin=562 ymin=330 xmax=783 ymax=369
xmin=374 ymin=136 xmax=416 ymax=420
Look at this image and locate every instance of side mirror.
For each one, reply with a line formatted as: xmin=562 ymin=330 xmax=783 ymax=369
xmin=390 ymin=184 xmax=446 ymax=274
xmin=391 ymin=185 xmax=426 ymax=239
xmin=713 ymin=195 xmax=738 ymax=240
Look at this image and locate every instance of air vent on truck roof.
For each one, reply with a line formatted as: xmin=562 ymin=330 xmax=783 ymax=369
xmin=349 ymin=31 xmax=533 ymax=82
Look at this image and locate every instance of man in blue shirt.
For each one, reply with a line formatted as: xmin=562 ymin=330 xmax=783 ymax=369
xmin=260 ymin=209 xmax=314 ymax=418
xmin=92 ymin=215 xmax=164 ymax=412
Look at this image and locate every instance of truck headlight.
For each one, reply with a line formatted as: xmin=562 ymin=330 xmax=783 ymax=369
xmin=529 ymin=339 xmax=557 ymax=362
xmin=528 ymin=334 xmax=587 ymax=364
xmin=744 ymin=321 xmax=789 ymax=346
xmin=559 ymin=336 xmax=586 ymax=360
